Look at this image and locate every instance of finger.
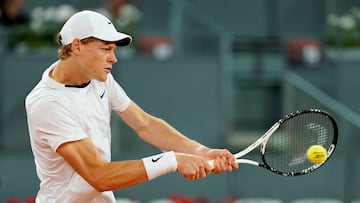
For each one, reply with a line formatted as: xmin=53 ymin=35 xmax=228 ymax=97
xmin=227 ymin=155 xmax=238 ymax=170
xmin=204 ymin=167 xmax=212 ymax=176
xmin=224 ymin=156 xmax=233 ymax=171
xmin=192 ymin=173 xmax=198 ymax=180
xmin=204 ymin=160 xmax=212 ymax=172
xmin=198 ymin=168 xmax=207 ymax=178
xmin=214 ymin=156 xmax=231 ymax=173
xmin=211 ymin=158 xmax=221 ymax=174
xmin=184 ymin=175 xmax=195 ymax=181
xmin=233 ymin=162 xmax=239 ymax=170
xmin=219 ymin=156 xmax=227 ymax=171
xmin=231 ymin=159 xmax=239 ymax=169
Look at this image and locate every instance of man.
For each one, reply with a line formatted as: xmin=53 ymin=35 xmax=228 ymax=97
xmin=25 ymin=10 xmax=238 ymax=203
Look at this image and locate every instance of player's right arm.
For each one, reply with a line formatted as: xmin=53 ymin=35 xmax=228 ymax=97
xmin=56 ymin=138 xmax=146 ymax=191
xmin=56 ymin=138 xmax=210 ymax=192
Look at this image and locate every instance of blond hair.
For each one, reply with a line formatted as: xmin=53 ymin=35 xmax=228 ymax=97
xmin=57 ymin=34 xmax=97 ymax=60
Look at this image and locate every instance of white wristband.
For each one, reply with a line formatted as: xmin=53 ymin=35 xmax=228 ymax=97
xmin=142 ymin=151 xmax=178 ymax=180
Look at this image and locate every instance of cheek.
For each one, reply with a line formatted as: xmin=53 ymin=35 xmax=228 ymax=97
xmin=87 ymin=51 xmax=102 ymax=61
xmin=86 ymin=54 xmax=107 ymax=77
xmin=84 ymin=52 xmax=103 ymax=67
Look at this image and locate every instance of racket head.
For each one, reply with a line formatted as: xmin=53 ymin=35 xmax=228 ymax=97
xmin=260 ymin=108 xmax=338 ymax=176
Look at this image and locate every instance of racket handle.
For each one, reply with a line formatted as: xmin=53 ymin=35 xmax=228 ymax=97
xmin=207 ymin=160 xmax=215 ymax=170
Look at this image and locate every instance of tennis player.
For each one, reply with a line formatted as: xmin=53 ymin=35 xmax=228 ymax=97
xmin=25 ymin=10 xmax=238 ymax=203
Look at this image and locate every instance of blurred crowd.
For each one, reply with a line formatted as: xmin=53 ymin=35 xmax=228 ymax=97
xmin=0 ymin=0 xmax=142 ymax=52
xmin=0 ymin=0 xmax=28 ymax=26
xmin=0 ymin=0 xmax=135 ymax=27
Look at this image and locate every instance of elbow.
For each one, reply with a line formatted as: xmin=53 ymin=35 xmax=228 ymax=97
xmin=85 ymin=170 xmax=130 ymax=192
xmin=87 ymin=178 xmax=110 ymax=192
xmin=91 ymin=180 xmax=117 ymax=193
xmin=85 ymin=172 xmax=113 ymax=192
xmin=136 ymin=116 xmax=158 ymax=138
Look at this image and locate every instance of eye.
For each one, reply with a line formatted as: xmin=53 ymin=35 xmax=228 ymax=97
xmin=101 ymin=44 xmax=117 ymax=52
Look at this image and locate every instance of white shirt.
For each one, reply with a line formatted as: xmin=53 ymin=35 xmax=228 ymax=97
xmin=25 ymin=61 xmax=131 ymax=203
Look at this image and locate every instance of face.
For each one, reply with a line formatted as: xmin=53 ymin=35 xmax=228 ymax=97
xmin=77 ymin=39 xmax=118 ymax=82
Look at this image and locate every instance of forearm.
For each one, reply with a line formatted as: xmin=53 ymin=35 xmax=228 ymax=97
xmin=83 ymin=160 xmax=148 ymax=192
xmin=118 ymin=102 xmax=210 ymax=156
xmin=90 ymin=151 xmax=178 ymax=191
xmin=137 ymin=116 xmax=210 ymax=156
xmin=136 ymin=116 xmax=238 ymax=173
xmin=57 ymin=138 xmax=149 ymax=192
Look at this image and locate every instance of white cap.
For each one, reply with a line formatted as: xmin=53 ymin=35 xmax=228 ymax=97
xmin=59 ymin=10 xmax=132 ymax=46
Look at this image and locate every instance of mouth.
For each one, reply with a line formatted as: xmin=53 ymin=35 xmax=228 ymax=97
xmin=104 ymin=67 xmax=112 ymax=73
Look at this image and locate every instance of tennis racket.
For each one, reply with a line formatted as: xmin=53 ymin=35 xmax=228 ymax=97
xmin=209 ymin=108 xmax=338 ymax=176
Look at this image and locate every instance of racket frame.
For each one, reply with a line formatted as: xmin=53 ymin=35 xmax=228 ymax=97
xmin=232 ymin=109 xmax=338 ymax=176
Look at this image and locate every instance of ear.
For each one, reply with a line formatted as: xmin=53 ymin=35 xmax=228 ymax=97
xmin=71 ymin=38 xmax=81 ymax=55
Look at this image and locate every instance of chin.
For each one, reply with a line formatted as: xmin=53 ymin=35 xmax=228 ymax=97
xmin=96 ymin=76 xmax=107 ymax=82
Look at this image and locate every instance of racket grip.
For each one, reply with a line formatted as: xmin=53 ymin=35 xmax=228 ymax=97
xmin=207 ymin=160 xmax=215 ymax=170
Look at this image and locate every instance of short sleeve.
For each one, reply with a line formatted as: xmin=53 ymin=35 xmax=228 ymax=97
xmin=106 ymin=74 xmax=131 ymax=112
xmin=27 ymin=99 xmax=88 ymax=151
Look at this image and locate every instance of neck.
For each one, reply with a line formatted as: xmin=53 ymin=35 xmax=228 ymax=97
xmin=51 ymin=60 xmax=90 ymax=86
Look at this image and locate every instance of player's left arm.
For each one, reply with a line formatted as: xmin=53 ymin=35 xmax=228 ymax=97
xmin=117 ymin=101 xmax=237 ymax=172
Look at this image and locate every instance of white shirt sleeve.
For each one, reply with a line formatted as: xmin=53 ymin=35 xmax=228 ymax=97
xmin=28 ymin=99 xmax=88 ymax=151
xmin=106 ymin=74 xmax=131 ymax=112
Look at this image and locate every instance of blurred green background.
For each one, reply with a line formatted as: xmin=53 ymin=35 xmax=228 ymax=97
xmin=1 ymin=0 xmax=360 ymax=202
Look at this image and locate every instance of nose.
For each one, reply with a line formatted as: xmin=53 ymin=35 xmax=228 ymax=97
xmin=108 ymin=51 xmax=117 ymax=64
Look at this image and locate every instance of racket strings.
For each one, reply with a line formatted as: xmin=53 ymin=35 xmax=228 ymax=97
xmin=263 ymin=112 xmax=334 ymax=175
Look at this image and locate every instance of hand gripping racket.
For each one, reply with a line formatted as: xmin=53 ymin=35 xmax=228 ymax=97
xmin=209 ymin=109 xmax=338 ymax=176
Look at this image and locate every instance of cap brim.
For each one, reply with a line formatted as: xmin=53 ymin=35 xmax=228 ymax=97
xmin=94 ymin=32 xmax=132 ymax=46
xmin=116 ymin=35 xmax=132 ymax=46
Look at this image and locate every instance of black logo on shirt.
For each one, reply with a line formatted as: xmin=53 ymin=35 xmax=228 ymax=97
xmin=100 ymin=90 xmax=105 ymax=99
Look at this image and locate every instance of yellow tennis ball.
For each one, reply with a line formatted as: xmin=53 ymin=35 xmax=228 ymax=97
xmin=306 ymin=145 xmax=327 ymax=164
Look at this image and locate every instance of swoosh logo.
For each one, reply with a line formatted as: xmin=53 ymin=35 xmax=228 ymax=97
xmin=152 ymin=155 xmax=164 ymax=163
xmin=100 ymin=90 xmax=105 ymax=99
